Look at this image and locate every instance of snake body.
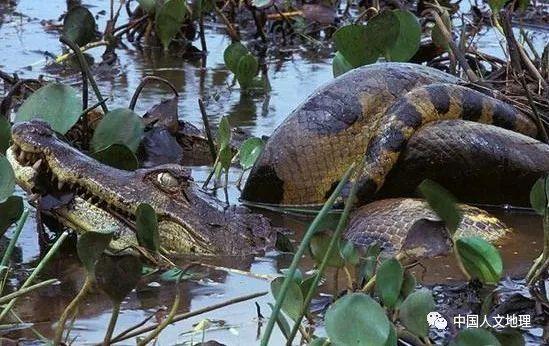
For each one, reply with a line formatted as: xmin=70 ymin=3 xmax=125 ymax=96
xmin=242 ymin=63 xmax=538 ymax=206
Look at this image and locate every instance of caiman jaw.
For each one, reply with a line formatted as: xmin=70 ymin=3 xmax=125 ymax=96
xmin=7 ymin=121 xmax=215 ymax=254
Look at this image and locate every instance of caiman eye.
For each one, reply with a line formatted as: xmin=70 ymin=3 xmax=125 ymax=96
xmin=156 ymin=172 xmax=179 ymax=189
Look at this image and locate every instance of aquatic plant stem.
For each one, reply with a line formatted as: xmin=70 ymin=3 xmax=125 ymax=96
xmin=198 ymin=98 xmax=216 ymax=161
xmin=261 ymin=163 xmax=356 ymax=346
xmin=53 ymin=276 xmax=93 ymax=345
xmin=104 ymin=303 xmax=121 ymax=345
xmin=286 ymin=162 xmax=360 ymax=345
xmin=0 ymin=231 xmax=69 ymax=322
xmin=54 ymin=41 xmax=108 ymax=64
xmin=136 ymin=274 xmax=183 ymax=345
xmin=0 ymin=210 xmax=29 ymax=276
xmin=59 ymin=36 xmax=108 ymax=113
xmin=128 ymin=76 xmax=179 ymax=111
xmin=0 ymin=278 xmax=58 ymax=304
xmin=111 ymin=291 xmax=268 ymax=343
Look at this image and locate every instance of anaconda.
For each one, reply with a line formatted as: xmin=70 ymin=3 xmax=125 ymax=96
xmin=242 ymin=62 xmax=540 ymax=206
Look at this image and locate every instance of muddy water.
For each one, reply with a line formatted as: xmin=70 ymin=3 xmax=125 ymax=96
xmin=0 ymin=0 xmax=547 ymax=344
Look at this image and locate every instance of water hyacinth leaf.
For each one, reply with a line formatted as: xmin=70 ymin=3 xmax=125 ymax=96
xmin=91 ymin=108 xmax=144 ymax=153
xmin=388 ymin=10 xmax=421 ymax=62
xmin=529 ymin=177 xmax=547 ymax=215
xmin=400 ymin=271 xmax=416 ymax=298
xmin=384 ymin=324 xmax=397 ymax=346
xmin=432 ymin=9 xmax=452 ymax=49
xmin=136 ymin=203 xmax=159 ymax=252
xmin=155 ymin=0 xmax=188 ymax=50
xmin=215 ymin=145 xmax=233 ymax=180
xmin=450 ymin=328 xmax=501 ymax=346
xmin=239 ymin=137 xmax=264 ymax=170
xmin=236 ymin=53 xmax=259 ymax=88
xmin=488 ymin=0 xmax=507 ymax=12
xmin=493 ymin=329 xmax=524 ymax=346
xmin=340 ymin=240 xmax=360 ymax=265
xmin=217 ymin=116 xmax=231 ymax=150
xmin=280 ymin=268 xmax=303 ymax=283
xmin=92 ymin=144 xmax=139 ymax=171
xmin=364 ymin=10 xmax=400 ymax=58
xmin=375 ymin=258 xmax=404 ymax=308
xmin=308 ymin=337 xmax=330 ymax=346
xmin=0 ymin=117 xmax=11 ymax=154
xmin=267 ymin=302 xmax=292 ymax=340
xmin=270 ymin=276 xmax=304 ymax=321
xmin=300 ymin=276 xmax=316 ymax=297
xmin=309 ymin=232 xmax=344 ymax=268
xmin=0 ymin=155 xmax=15 ymax=203
xmin=63 ymin=5 xmax=96 ymax=46
xmin=418 ymin=179 xmax=462 ymax=235
xmin=77 ymin=232 xmax=113 ymax=278
xmin=15 ymin=83 xmax=81 ymax=135
xmin=333 ymin=24 xmax=376 ymax=68
xmin=223 ymin=42 xmax=249 ymax=72
xmin=159 ymin=267 xmax=202 ymax=282
xmin=325 ymin=293 xmax=391 ymax=345
xmin=399 ymin=288 xmax=435 ymax=338
xmin=95 ymin=254 xmax=143 ymax=303
xmin=0 ymin=196 xmax=23 ymax=237
xmin=455 ymin=236 xmax=503 ymax=284
xmin=332 ymin=51 xmax=353 ymax=77
xmin=138 ymin=0 xmax=157 ymax=14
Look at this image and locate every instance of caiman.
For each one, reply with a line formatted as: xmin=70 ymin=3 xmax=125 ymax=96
xmin=242 ymin=62 xmax=546 ymax=207
xmin=7 ymin=120 xmax=278 ymax=256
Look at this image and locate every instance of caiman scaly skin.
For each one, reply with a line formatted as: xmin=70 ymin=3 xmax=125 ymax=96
xmin=7 ymin=121 xmax=277 ymax=255
xmin=242 ymin=63 xmax=538 ymax=206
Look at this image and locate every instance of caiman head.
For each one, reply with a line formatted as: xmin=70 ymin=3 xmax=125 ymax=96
xmin=7 ymin=120 xmax=277 ymax=256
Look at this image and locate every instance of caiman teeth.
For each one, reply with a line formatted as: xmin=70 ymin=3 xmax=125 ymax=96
xmin=32 ymin=159 xmax=42 ymax=170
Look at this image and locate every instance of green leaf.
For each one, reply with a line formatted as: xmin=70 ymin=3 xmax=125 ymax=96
xmin=0 ymin=155 xmax=15 ymax=203
xmin=15 ymin=83 xmax=81 ymax=135
xmin=223 ymin=42 xmax=249 ymax=72
xmin=270 ymin=276 xmax=304 ymax=321
xmin=300 ymin=275 xmax=317 ymax=297
xmin=138 ymin=0 xmax=157 ymax=14
xmin=376 ymin=258 xmax=404 ymax=308
xmin=398 ymin=288 xmax=435 ymax=338
xmin=325 ymin=293 xmax=391 ymax=345
xmin=77 ymin=232 xmax=113 ymax=279
xmin=0 ymin=196 xmax=23 ymax=237
xmin=332 ymin=51 xmax=353 ymax=77
xmin=340 ymin=240 xmax=360 ymax=265
xmin=159 ymin=267 xmax=201 ymax=282
xmin=488 ymin=0 xmax=507 ymax=12
xmin=0 ymin=117 xmax=11 ymax=154
xmin=136 ymin=203 xmax=159 ymax=252
xmin=309 ymin=232 xmax=344 ymax=268
xmin=384 ymin=323 xmax=397 ymax=346
xmin=388 ymin=10 xmax=421 ymax=62
xmin=268 ymin=302 xmax=292 ymax=341
xmin=91 ymin=144 xmax=139 ymax=171
xmin=400 ymin=271 xmax=416 ymax=298
xmin=529 ymin=177 xmax=547 ymax=215
xmin=309 ymin=337 xmax=330 ymax=346
xmin=91 ymin=108 xmax=144 ymax=153
xmin=95 ymin=254 xmax=143 ymax=303
xmin=280 ymin=268 xmax=303 ymax=283
xmin=333 ymin=24 xmax=377 ymax=68
xmin=236 ymin=53 xmax=259 ymax=88
xmin=216 ymin=116 xmax=231 ymax=151
xmin=456 ymin=236 xmax=503 ymax=284
xmin=63 ymin=5 xmax=96 ymax=46
xmin=155 ymin=0 xmax=188 ymax=50
xmin=493 ymin=329 xmax=524 ymax=346
xmin=450 ymin=328 xmax=501 ymax=346
xmin=418 ymin=179 xmax=462 ymax=235
xmin=364 ymin=10 xmax=400 ymax=59
xmin=239 ymin=137 xmax=264 ymax=170
xmin=432 ymin=9 xmax=452 ymax=50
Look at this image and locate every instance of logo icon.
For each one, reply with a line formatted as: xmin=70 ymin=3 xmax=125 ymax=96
xmin=427 ymin=311 xmax=448 ymax=330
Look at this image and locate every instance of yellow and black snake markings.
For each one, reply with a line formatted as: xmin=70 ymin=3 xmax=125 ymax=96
xmin=242 ymin=63 xmax=539 ymax=206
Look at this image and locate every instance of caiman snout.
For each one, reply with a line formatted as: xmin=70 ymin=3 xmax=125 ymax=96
xmin=12 ymin=120 xmax=54 ymax=152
